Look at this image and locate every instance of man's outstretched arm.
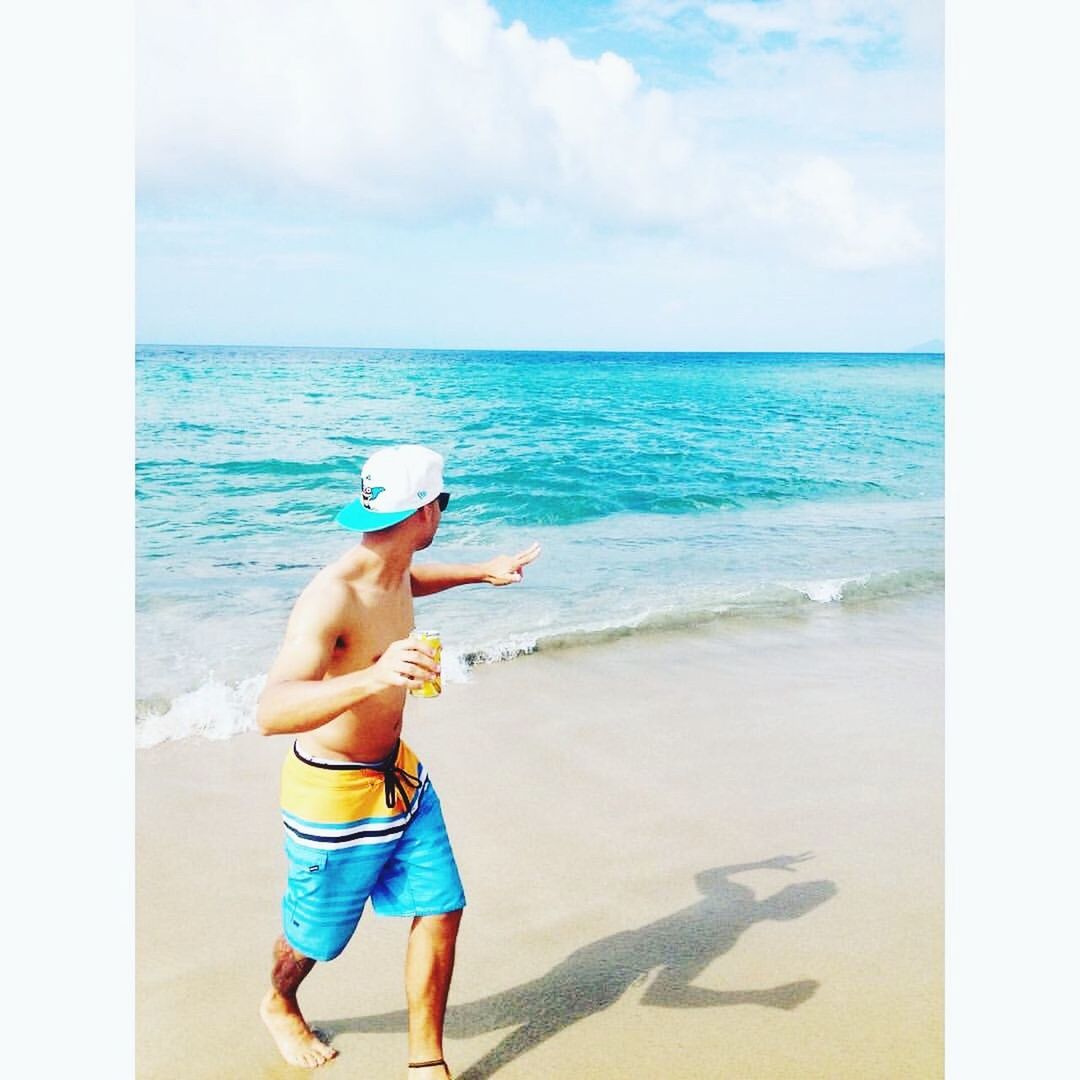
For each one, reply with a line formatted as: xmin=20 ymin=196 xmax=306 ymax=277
xmin=411 ymin=542 xmax=541 ymax=596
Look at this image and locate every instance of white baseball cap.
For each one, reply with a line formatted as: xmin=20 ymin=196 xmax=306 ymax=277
xmin=336 ymin=445 xmax=446 ymax=532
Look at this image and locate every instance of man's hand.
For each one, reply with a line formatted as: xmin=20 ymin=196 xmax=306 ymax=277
xmin=371 ymin=638 xmax=440 ymax=691
xmin=481 ymin=542 xmax=542 ymax=586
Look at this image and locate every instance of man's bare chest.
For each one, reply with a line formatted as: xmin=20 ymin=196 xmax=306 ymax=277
xmin=326 ymin=589 xmax=415 ymax=676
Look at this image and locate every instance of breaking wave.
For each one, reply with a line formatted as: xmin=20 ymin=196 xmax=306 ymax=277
xmin=136 ymin=565 xmax=941 ymax=748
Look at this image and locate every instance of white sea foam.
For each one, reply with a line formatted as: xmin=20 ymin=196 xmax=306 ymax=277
xmin=460 ymin=636 xmax=540 ymax=664
xmin=439 ymin=646 xmax=474 ymax=684
xmin=136 ymin=673 xmax=266 ymax=748
xmin=135 ymin=659 xmax=476 ymax=748
xmin=785 ymin=576 xmax=869 ymax=603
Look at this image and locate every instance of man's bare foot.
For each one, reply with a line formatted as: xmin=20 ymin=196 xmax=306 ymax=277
xmin=260 ymin=988 xmax=338 ymax=1068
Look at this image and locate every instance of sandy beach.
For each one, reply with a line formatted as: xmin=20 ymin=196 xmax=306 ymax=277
xmin=136 ymin=596 xmax=942 ymax=1080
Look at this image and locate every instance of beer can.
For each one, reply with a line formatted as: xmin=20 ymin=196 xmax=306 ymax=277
xmin=409 ymin=629 xmax=442 ymax=698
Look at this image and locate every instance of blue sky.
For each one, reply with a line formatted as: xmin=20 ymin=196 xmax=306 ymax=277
xmin=136 ymin=0 xmax=942 ymax=350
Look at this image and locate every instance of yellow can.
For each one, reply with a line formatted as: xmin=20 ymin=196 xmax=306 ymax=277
xmin=409 ymin=629 xmax=442 ymax=698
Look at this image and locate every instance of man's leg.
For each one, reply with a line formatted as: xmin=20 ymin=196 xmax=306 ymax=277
xmin=404 ymin=909 xmax=463 ymax=1077
xmin=260 ymin=935 xmax=338 ymax=1069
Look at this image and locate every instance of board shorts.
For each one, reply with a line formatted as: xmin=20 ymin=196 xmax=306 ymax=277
xmin=279 ymin=739 xmax=466 ymax=962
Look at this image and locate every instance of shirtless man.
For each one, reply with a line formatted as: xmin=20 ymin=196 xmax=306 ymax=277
xmin=256 ymin=444 xmax=540 ymax=1078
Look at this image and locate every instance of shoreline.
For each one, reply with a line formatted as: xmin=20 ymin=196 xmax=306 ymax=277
xmin=137 ymin=596 xmax=942 ymax=1078
xmin=136 ymin=585 xmax=944 ymax=747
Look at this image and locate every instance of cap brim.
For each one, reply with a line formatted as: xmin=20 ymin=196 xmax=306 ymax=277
xmin=335 ymin=500 xmax=416 ymax=532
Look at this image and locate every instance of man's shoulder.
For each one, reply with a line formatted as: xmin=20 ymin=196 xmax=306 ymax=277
xmin=294 ymin=567 xmax=357 ymax=622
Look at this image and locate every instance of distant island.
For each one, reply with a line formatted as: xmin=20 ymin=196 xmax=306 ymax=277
xmin=905 ymin=338 xmax=945 ymax=353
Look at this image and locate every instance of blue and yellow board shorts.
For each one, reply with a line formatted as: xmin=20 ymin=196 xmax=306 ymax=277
xmin=279 ymin=739 xmax=466 ymax=962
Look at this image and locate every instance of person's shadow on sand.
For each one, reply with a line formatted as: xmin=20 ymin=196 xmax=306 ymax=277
xmin=320 ymin=853 xmax=836 ymax=1079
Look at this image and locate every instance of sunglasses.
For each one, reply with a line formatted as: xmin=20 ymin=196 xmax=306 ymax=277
xmin=437 ymin=492 xmax=451 ymax=511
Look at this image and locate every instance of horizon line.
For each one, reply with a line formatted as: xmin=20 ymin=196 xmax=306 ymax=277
xmin=136 ymin=341 xmax=946 ymax=355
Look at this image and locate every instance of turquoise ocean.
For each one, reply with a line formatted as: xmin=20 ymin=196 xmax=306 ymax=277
xmin=136 ymin=347 xmax=944 ymax=747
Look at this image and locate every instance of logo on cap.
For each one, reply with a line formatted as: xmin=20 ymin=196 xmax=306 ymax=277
xmin=360 ymin=476 xmax=386 ymax=508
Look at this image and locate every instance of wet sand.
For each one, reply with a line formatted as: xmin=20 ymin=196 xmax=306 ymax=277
xmin=136 ymin=596 xmax=942 ymax=1079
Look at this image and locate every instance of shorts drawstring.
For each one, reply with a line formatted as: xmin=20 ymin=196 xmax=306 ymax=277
xmin=378 ymin=740 xmax=423 ymax=812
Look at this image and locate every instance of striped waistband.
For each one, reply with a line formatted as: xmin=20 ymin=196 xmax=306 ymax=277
xmin=292 ymin=740 xmax=394 ymax=770
xmin=280 ymin=738 xmax=429 ymax=850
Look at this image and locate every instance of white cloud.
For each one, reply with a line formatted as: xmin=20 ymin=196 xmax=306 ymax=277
xmin=750 ymin=156 xmax=932 ymax=269
xmin=618 ymin=0 xmax=942 ymax=76
xmin=704 ymin=0 xmax=902 ymax=50
xmin=706 ymin=1 xmax=803 ymax=39
xmin=137 ymin=0 xmax=935 ymax=269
